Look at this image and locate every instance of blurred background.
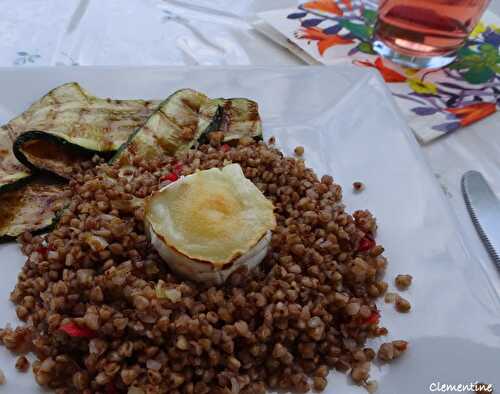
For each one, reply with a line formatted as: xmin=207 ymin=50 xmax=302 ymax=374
xmin=3 ymin=0 xmax=304 ymax=67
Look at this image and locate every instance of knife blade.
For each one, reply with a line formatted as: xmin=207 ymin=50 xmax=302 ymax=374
xmin=462 ymin=170 xmax=500 ymax=269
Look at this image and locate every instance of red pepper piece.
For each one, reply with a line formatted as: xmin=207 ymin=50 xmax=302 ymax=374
xmin=59 ymin=322 xmax=96 ymax=338
xmin=173 ymin=162 xmax=183 ymax=175
xmin=35 ymin=246 xmax=48 ymax=255
xmin=221 ymin=144 xmax=230 ymax=152
xmin=365 ymin=310 xmax=380 ymax=325
xmin=160 ymin=173 xmax=179 ymax=182
xmin=358 ymin=236 xmax=375 ymax=252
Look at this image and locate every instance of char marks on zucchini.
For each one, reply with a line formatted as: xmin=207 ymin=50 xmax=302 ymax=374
xmin=219 ymin=98 xmax=263 ymax=141
xmin=197 ymin=98 xmax=263 ymax=145
xmin=112 ymin=89 xmax=210 ymax=164
xmin=0 ymin=179 xmax=70 ymax=241
xmin=7 ymin=83 xmax=159 ymax=180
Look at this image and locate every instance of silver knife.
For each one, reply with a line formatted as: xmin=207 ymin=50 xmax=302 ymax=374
xmin=462 ymin=170 xmax=500 ymax=268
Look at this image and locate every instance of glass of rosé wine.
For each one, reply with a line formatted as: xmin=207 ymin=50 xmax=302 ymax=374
xmin=373 ymin=0 xmax=492 ymax=68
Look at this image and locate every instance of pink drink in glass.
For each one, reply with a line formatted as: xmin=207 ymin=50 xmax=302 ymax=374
xmin=373 ymin=0 xmax=491 ymax=68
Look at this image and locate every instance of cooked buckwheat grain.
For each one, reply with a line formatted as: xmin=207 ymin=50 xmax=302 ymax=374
xmin=353 ymin=182 xmax=365 ymax=192
xmin=395 ymin=295 xmax=411 ymax=313
xmin=4 ymin=141 xmax=407 ymax=393
xmin=15 ymin=355 xmax=30 ymax=372
xmin=395 ymin=275 xmax=412 ymax=290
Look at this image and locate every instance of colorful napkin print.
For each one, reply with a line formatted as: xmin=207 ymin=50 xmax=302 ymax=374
xmin=257 ymin=1 xmax=500 ymax=143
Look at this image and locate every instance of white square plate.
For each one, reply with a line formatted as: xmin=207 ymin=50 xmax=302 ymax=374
xmin=0 ymin=66 xmax=499 ymax=394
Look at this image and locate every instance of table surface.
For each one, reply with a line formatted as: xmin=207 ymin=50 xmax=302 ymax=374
xmin=2 ymin=0 xmax=500 ymax=297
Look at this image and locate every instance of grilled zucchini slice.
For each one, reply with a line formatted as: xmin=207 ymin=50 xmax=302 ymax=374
xmin=197 ymin=98 xmax=263 ymax=144
xmin=218 ymin=98 xmax=263 ymax=141
xmin=112 ymin=89 xmax=210 ymax=164
xmin=0 ymin=179 xmax=70 ymax=241
xmin=8 ymin=82 xmax=159 ymax=179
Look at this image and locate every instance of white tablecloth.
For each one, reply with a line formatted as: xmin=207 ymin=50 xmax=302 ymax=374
xmin=2 ymin=0 xmax=500 ymax=295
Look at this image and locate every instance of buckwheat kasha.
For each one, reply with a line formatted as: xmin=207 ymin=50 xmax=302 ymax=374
xmin=3 ymin=141 xmax=408 ymax=393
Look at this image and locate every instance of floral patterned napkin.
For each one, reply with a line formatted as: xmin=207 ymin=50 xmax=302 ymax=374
xmin=256 ymin=0 xmax=500 ymax=144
